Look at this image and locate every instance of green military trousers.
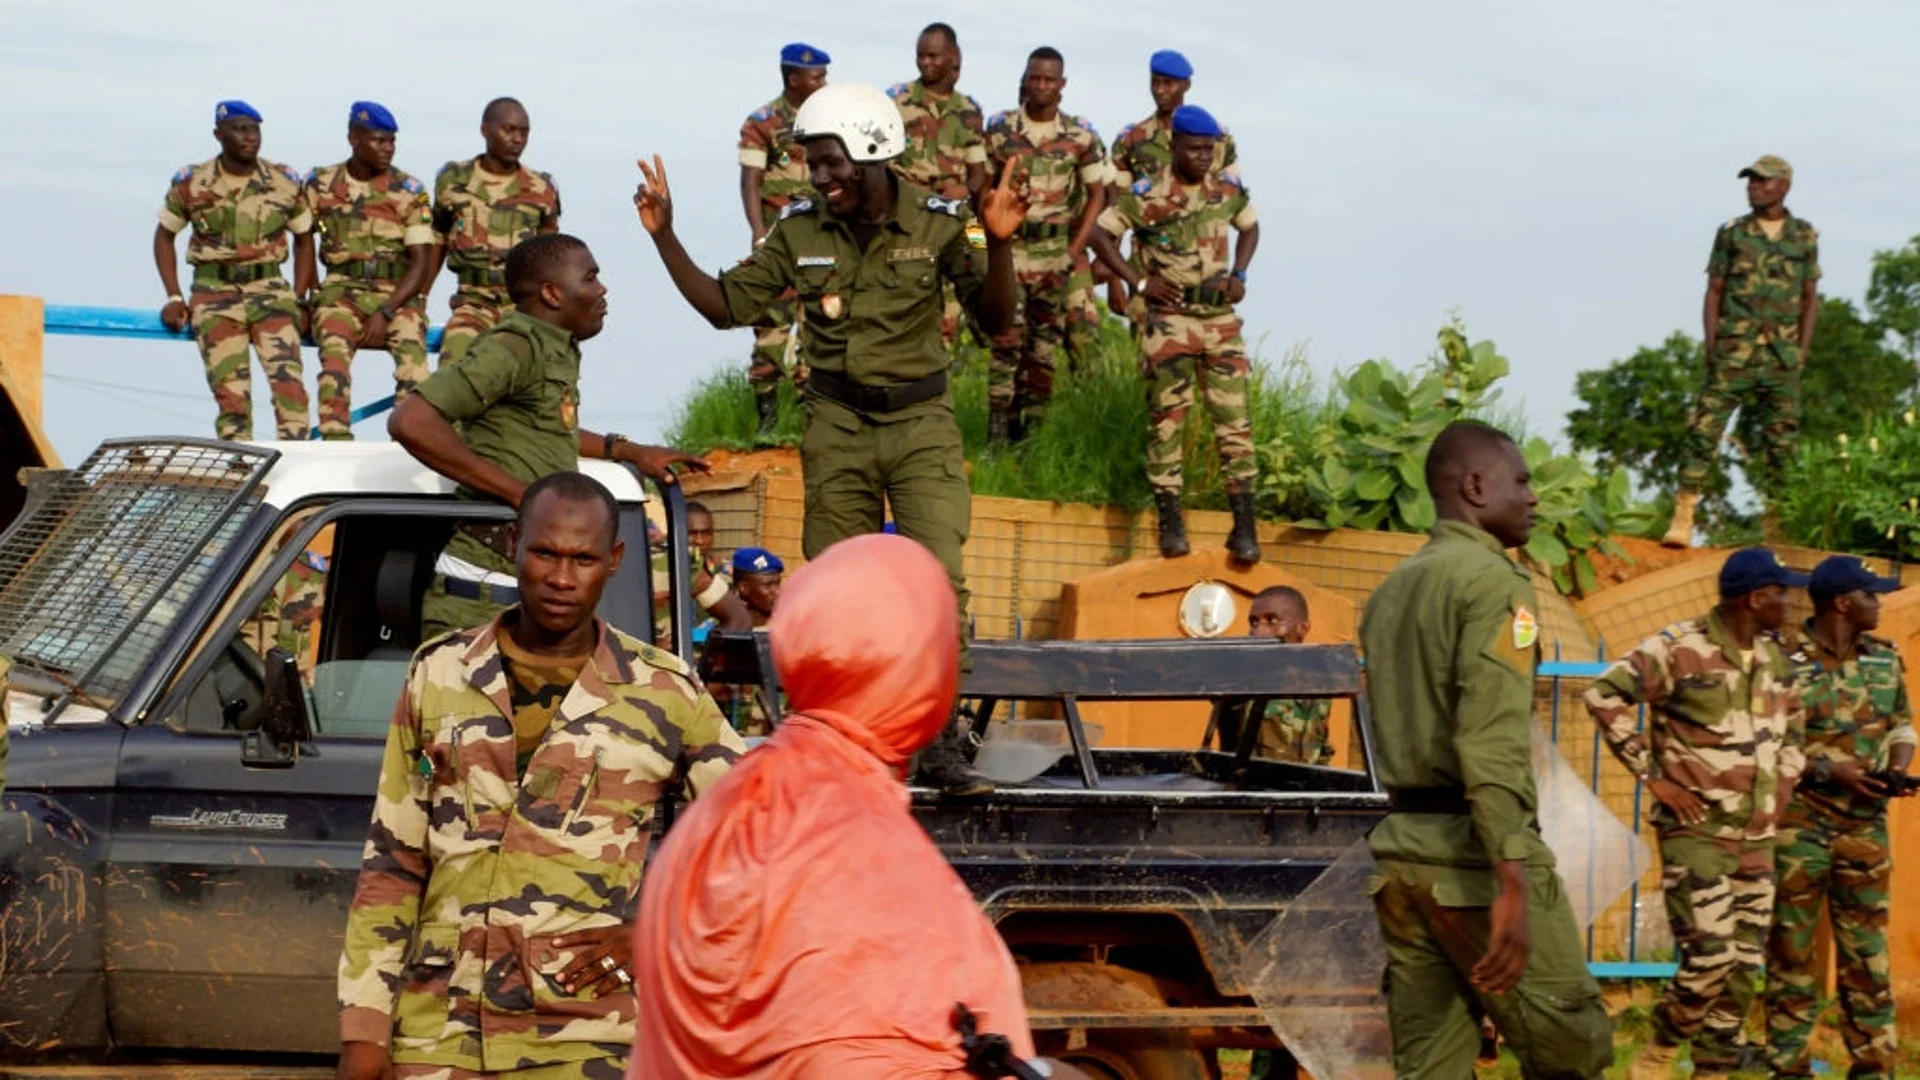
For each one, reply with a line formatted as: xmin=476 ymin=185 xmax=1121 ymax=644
xmin=1371 ymin=859 xmax=1613 ymax=1080
xmin=799 ymin=395 xmax=972 ymax=644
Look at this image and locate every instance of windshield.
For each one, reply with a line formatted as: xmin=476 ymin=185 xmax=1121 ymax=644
xmin=0 ymin=439 xmax=273 ymax=709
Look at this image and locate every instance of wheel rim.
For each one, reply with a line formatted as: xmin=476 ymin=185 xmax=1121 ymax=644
xmin=1059 ymin=1045 xmax=1147 ymax=1080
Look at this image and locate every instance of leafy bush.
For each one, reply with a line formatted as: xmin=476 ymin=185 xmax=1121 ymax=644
xmin=1777 ymin=408 xmax=1920 ymax=562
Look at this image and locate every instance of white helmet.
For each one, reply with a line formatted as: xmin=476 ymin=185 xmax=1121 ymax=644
xmin=791 ymin=82 xmax=906 ymax=163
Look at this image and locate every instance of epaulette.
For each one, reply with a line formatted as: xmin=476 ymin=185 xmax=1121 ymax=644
xmin=622 ymin=630 xmax=697 ymax=680
xmin=925 ymin=195 xmax=966 ymax=217
xmin=963 ymin=93 xmax=982 ymax=113
xmin=437 ymin=159 xmax=467 ymax=182
xmin=887 ymin=82 xmax=909 ymax=99
xmin=171 ymin=164 xmax=195 ymax=184
xmin=275 ymin=163 xmax=302 ymax=185
xmin=986 ymin=111 xmax=1010 ymax=132
xmin=1862 ymin=633 xmax=1897 ymax=654
xmin=1131 ymin=176 xmax=1152 ymax=196
xmin=538 ymin=170 xmax=557 ymax=193
xmin=751 ymin=106 xmax=774 ymax=122
xmin=1722 ymin=217 xmax=1743 ymax=231
xmin=399 ymin=174 xmax=425 ymax=194
xmin=1117 ymin=122 xmax=1138 ymax=141
xmin=1075 ymin=115 xmax=1100 ymax=139
xmin=1219 ymin=170 xmax=1245 ymax=191
xmin=779 ymin=198 xmax=816 ymax=219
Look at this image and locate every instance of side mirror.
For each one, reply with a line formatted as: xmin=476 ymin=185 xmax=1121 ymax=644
xmin=241 ymin=647 xmax=312 ymax=768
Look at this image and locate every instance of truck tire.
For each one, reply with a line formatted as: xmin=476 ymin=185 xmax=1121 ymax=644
xmin=1020 ymin=961 xmax=1212 ymax=1080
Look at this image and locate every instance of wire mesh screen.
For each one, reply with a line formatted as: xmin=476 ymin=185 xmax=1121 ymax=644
xmin=0 ymin=439 xmax=273 ymax=705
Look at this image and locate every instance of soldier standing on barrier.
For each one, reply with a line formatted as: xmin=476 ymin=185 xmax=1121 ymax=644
xmin=635 ymin=81 xmax=1025 ymax=793
xmin=154 ymin=100 xmax=313 ymax=441
xmin=300 ymin=101 xmax=436 ymax=439
xmin=432 ymin=97 xmax=562 ymax=364
xmin=889 ymin=22 xmax=987 ymax=349
xmin=1765 ymin=556 xmax=1914 ymax=1080
xmin=1662 ymin=155 xmax=1820 ymax=547
xmin=983 ymin=46 xmax=1107 ymax=446
xmin=739 ymin=43 xmax=830 ymax=443
xmin=1361 ymin=420 xmax=1613 ymax=1080
xmin=1585 ymin=547 xmax=1808 ymax=1080
xmin=1089 ymin=105 xmax=1260 ymax=564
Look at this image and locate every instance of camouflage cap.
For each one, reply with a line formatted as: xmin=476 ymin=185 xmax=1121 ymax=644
xmin=1738 ymin=154 xmax=1793 ymax=180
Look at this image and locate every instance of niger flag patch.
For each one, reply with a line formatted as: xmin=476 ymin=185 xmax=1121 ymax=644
xmin=1512 ymin=604 xmax=1539 ymax=650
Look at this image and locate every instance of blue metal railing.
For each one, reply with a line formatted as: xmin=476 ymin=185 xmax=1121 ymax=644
xmin=43 ymin=303 xmax=436 ymax=435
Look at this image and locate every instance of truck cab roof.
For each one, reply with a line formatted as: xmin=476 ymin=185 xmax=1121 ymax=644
xmin=243 ymin=441 xmax=649 ymax=510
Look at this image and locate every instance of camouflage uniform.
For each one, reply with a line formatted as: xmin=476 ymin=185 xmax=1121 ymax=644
xmin=1257 ymin=698 xmax=1334 ymax=765
xmin=159 ymin=158 xmax=314 ymax=440
xmin=984 ymin=108 xmax=1107 ymax=425
xmin=1679 ymin=212 xmax=1821 ymax=496
xmin=1765 ymin=625 xmax=1914 ymax=1079
xmin=304 ymin=163 xmax=435 ymax=438
xmin=889 ymin=79 xmax=987 ymax=347
xmin=1584 ymin=611 xmax=1807 ymax=1070
xmin=1362 ymin=520 xmax=1613 ymax=1079
xmin=1096 ymin=169 xmax=1259 ymax=496
xmin=337 ymin=614 xmax=744 ymax=1075
xmin=649 ymin=543 xmax=730 ymax=649
xmin=432 ymin=158 xmax=561 ymax=364
xmin=1108 ymin=113 xmax=1239 ymax=191
xmin=739 ymin=96 xmax=816 ymax=403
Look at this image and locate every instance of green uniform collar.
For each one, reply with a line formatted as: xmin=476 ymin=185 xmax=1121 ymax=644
xmin=498 ymin=308 xmax=579 ymax=353
xmin=815 ymin=175 xmax=927 ymax=239
xmin=1428 ymin=518 xmax=1511 ymax=558
xmin=1702 ymin=607 xmax=1763 ymax=670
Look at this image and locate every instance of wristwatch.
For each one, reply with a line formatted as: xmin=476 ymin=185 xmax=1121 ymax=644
xmin=603 ymin=432 xmax=627 ymax=461
xmin=1809 ymin=758 xmax=1832 ymax=784
xmin=1230 ymin=269 xmax=1248 ymax=283
xmin=166 ymin=293 xmax=184 ymax=305
xmin=376 ymin=303 xmax=398 ymax=321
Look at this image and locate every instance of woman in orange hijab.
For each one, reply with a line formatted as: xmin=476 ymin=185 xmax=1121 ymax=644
xmin=629 ymin=534 xmax=1054 ymax=1080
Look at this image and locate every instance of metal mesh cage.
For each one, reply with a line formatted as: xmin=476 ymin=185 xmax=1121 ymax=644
xmin=0 ymin=439 xmax=274 ymax=707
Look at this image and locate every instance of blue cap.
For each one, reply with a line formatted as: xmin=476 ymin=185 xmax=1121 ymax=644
xmin=732 ymin=547 xmax=785 ymax=575
xmin=1171 ymin=105 xmax=1223 ymax=138
xmin=1150 ymin=50 xmax=1193 ymax=80
xmin=1719 ymin=547 xmax=1809 ymax=597
xmin=1809 ymin=555 xmax=1902 ymax=602
xmin=349 ymin=101 xmax=397 ymax=133
xmin=215 ymin=100 xmax=262 ymax=124
xmin=780 ymin=43 xmax=830 ymax=68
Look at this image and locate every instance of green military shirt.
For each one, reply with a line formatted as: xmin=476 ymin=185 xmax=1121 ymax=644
xmin=717 ymin=180 xmax=988 ymax=392
xmin=1784 ymin=623 xmax=1915 ymax=822
xmin=1257 ymin=697 xmax=1334 ymax=765
xmin=1707 ymin=211 xmax=1820 ymax=348
xmin=1360 ymin=520 xmax=1551 ymax=871
xmin=414 ymin=310 xmax=581 ymax=570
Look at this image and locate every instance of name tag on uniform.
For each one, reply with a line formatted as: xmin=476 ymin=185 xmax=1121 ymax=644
xmin=887 ymin=246 xmax=934 ymax=263
xmin=795 ymin=255 xmax=837 ymax=268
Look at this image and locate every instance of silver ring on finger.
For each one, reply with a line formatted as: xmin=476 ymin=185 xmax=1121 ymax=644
xmin=599 ymin=954 xmax=618 ymax=973
xmin=614 ymin=967 xmax=632 ymax=986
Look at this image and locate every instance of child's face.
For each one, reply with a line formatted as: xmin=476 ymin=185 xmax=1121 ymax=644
xmin=1248 ymin=600 xmax=1309 ymax=644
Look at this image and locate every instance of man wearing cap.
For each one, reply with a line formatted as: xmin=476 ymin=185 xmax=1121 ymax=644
xmin=1089 ymin=104 xmax=1261 ymax=565
xmin=1585 ymin=547 xmax=1809 ymax=1079
xmin=155 ymin=100 xmax=313 ymax=441
xmin=299 ymin=102 xmax=436 ymax=440
xmin=889 ymin=23 xmax=987 ymax=349
xmin=1663 ymin=155 xmax=1821 ymax=547
xmin=1765 ymin=556 xmax=1913 ymax=1080
xmin=983 ymin=46 xmax=1108 ymax=446
xmin=730 ymin=547 xmax=783 ymax=628
xmin=738 ymin=43 xmax=830 ymax=444
xmin=432 ymin=97 xmax=562 ymax=364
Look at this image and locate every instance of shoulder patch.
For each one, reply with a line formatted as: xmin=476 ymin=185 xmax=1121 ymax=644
xmin=301 ymin=167 xmax=318 ymax=186
xmin=437 ymin=159 xmax=464 ymax=182
xmin=1074 ymin=115 xmax=1101 ymax=139
xmin=925 ymin=194 xmax=966 ymax=217
xmin=399 ymin=174 xmax=425 ymax=194
xmin=986 ymin=112 xmax=1010 ymax=131
xmin=963 ymin=93 xmax=982 ymax=112
xmin=887 ymin=82 xmax=909 ymax=98
xmin=171 ymin=164 xmax=195 ymax=184
xmin=276 ymin=163 xmax=302 ymax=184
xmin=1131 ymin=177 xmax=1153 ymax=196
xmin=779 ymin=198 xmax=816 ymax=219
xmin=1118 ymin=122 xmax=1137 ymax=140
xmin=751 ymin=106 xmax=774 ymax=122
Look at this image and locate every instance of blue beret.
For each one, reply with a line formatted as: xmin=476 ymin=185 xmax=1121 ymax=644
xmin=1149 ymin=50 xmax=1193 ymax=80
xmin=732 ymin=547 xmax=785 ymax=575
xmin=1171 ymin=105 xmax=1222 ymax=138
xmin=780 ymin=42 xmax=830 ymax=68
xmin=1718 ymin=547 xmax=1809 ymax=597
xmin=349 ymin=100 xmax=397 ymax=133
xmin=214 ymin=100 xmax=262 ymax=124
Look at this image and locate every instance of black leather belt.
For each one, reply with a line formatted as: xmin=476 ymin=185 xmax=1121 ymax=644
xmin=1180 ymin=285 xmax=1233 ymax=307
xmin=193 ymin=262 xmax=282 ymax=285
xmin=808 ymin=367 xmax=949 ymax=414
xmin=332 ymin=258 xmax=406 ymax=281
xmin=1387 ymin=786 xmax=1472 ymax=816
xmin=457 ymin=521 xmax=516 ymax=560
xmin=1018 ymin=221 xmax=1069 ymax=241
xmin=436 ymin=574 xmax=518 ymax=605
xmin=455 ymin=265 xmax=507 ymax=287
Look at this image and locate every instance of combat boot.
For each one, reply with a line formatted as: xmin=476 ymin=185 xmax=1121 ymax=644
xmin=987 ymin=407 xmax=1012 ymax=450
xmin=1155 ymin=490 xmax=1190 ymax=558
xmin=914 ymin=720 xmax=994 ymax=797
xmin=753 ymin=394 xmax=780 ymax=448
xmin=1226 ymin=491 xmax=1262 ymax=564
xmin=1660 ymin=490 xmax=1699 ymax=549
xmin=1626 ymin=1039 xmax=1678 ymax=1080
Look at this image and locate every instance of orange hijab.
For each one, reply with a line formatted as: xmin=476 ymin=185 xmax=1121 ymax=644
xmin=629 ymin=534 xmax=1033 ymax=1079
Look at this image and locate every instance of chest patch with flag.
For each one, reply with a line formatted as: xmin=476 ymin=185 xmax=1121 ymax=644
xmin=1512 ymin=604 xmax=1539 ymax=650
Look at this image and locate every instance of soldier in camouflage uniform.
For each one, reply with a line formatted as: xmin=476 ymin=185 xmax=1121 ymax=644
xmin=154 ymin=100 xmax=312 ymax=441
xmin=336 ymin=473 xmax=745 ymax=1080
xmin=1363 ymin=422 xmax=1613 ymax=1079
xmin=1090 ymin=105 xmax=1261 ymax=564
xmin=1584 ymin=548 xmax=1810 ymax=1080
xmin=646 ymin=511 xmax=748 ymax=650
xmin=739 ymin=43 xmax=829 ymax=442
xmin=432 ymin=97 xmax=562 ymax=364
xmin=300 ymin=102 xmax=436 ymax=440
xmin=984 ymin=46 xmax=1108 ymax=444
xmin=889 ymin=22 xmax=987 ymax=349
xmin=1244 ymin=586 xmax=1333 ymax=764
xmin=1663 ymin=155 xmax=1821 ymax=548
xmin=1765 ymin=556 xmax=1914 ymax=1080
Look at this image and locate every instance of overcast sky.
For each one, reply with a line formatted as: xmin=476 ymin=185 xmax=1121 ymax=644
xmin=4 ymin=1 xmax=1916 ymax=466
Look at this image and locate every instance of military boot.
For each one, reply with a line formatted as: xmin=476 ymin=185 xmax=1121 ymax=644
xmin=753 ymin=393 xmax=780 ymax=448
xmin=1155 ymin=491 xmax=1190 ymax=558
xmin=914 ymin=720 xmax=994 ymax=797
xmin=1660 ymin=490 xmax=1699 ymax=549
xmin=987 ymin=407 xmax=1011 ymax=450
xmin=1626 ymin=1039 xmax=1678 ymax=1080
xmin=1226 ymin=491 xmax=1262 ymax=564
